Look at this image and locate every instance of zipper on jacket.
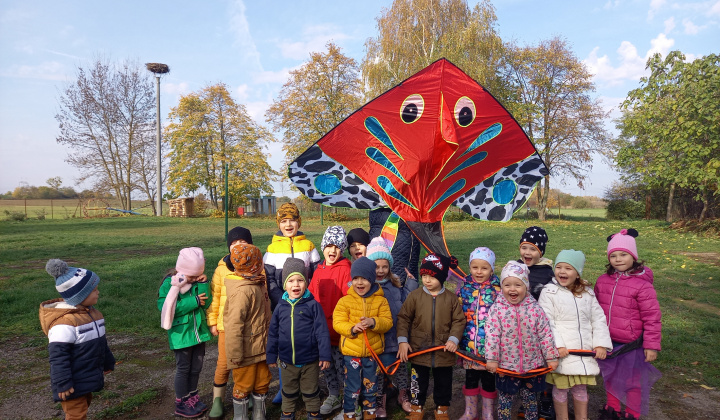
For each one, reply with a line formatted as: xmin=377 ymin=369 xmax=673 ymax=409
xmin=362 ymin=296 xmax=368 ymax=357
xmin=515 ymin=305 xmax=524 ymax=372
xmin=607 ymin=274 xmax=620 ymax=329
xmin=573 ymin=295 xmax=587 ymax=375
xmin=290 ymin=301 xmax=297 ymax=364
xmin=193 ymin=285 xmax=201 ymax=343
xmin=431 ymin=295 xmax=436 ymax=367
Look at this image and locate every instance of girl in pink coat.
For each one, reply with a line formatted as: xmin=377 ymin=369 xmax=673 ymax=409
xmin=595 ymin=229 xmax=662 ymax=420
xmin=485 ymin=261 xmax=559 ymax=420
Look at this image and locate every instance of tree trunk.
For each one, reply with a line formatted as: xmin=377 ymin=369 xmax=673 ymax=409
xmin=666 ymin=182 xmax=675 ymax=223
xmin=537 ymin=176 xmax=550 ymax=221
xmin=699 ymin=190 xmax=709 ymax=223
xmin=645 ymin=194 xmax=652 ymax=219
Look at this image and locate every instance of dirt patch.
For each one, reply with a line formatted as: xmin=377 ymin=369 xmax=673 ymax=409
xmin=672 ymin=297 xmax=720 ymax=316
xmin=673 ymin=251 xmax=720 ymax=267
xmin=2 ymin=335 xmax=718 ymax=419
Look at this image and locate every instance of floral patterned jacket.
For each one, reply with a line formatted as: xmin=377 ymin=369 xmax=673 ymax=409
xmin=457 ymin=274 xmax=500 ymax=359
xmin=484 ymin=293 xmax=559 ymax=373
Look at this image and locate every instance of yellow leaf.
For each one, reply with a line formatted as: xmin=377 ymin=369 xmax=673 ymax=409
xmin=700 ymin=385 xmax=715 ymax=390
xmin=681 ymin=264 xmax=686 ymax=269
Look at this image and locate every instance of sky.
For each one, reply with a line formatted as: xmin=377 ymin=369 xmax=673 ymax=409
xmin=1 ymin=0 xmax=719 ymax=199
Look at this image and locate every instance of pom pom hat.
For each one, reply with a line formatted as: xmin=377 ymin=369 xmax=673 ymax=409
xmin=469 ymin=246 xmax=495 ymax=269
xmin=420 ymin=253 xmax=458 ymax=285
xmin=321 ymin=225 xmax=348 ymax=252
xmin=227 ymin=226 xmax=253 ymax=250
xmin=366 ymin=237 xmax=394 ymax=267
xmin=607 ymin=228 xmax=639 ymax=261
xmin=554 ymin=249 xmax=586 ymax=276
xmin=500 ymin=260 xmax=530 ymax=290
xmin=276 ymin=202 xmax=301 ymax=227
xmin=519 ymin=226 xmax=548 ymax=256
xmin=46 ymin=259 xmax=100 ymax=306
xmin=351 ymin=256 xmax=377 ymax=285
xmin=283 ymin=257 xmax=307 ymax=289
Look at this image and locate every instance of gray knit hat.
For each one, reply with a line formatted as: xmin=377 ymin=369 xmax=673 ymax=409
xmin=283 ymin=257 xmax=307 ymax=290
xmin=46 ymin=259 xmax=100 ymax=306
xmin=350 ymin=257 xmax=377 ymax=285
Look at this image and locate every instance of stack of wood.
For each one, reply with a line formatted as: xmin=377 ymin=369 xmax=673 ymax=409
xmin=168 ymin=197 xmax=194 ymax=217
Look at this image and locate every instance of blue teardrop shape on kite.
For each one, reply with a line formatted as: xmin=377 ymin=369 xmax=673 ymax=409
xmin=459 ymin=123 xmax=502 ymax=158
xmin=443 ymin=151 xmax=488 ymax=181
xmin=492 ymin=179 xmax=517 ymax=205
xmin=314 ymin=173 xmax=342 ymax=195
xmin=366 ymin=147 xmax=408 ymax=183
xmin=365 ymin=116 xmax=402 ymax=159
xmin=429 ymin=178 xmax=466 ymax=212
xmin=377 ymin=175 xmax=417 ymax=209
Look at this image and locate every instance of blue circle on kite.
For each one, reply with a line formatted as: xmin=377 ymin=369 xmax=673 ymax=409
xmin=492 ymin=179 xmax=517 ymax=205
xmin=314 ymin=173 xmax=342 ymax=195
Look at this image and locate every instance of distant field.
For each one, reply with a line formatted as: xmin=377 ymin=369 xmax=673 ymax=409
xmin=0 ymin=199 xmax=155 ymax=219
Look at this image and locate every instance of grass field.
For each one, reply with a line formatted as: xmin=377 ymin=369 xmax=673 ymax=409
xmin=1 ymin=215 xmax=719 ymax=418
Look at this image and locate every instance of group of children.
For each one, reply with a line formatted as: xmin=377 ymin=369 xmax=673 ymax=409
xmin=40 ymin=200 xmax=662 ymax=420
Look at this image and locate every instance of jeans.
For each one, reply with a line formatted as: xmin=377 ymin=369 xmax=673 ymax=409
xmin=343 ymin=356 xmax=378 ymax=413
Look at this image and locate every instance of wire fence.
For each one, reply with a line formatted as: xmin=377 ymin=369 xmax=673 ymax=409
xmin=0 ymin=199 xmax=156 ymax=219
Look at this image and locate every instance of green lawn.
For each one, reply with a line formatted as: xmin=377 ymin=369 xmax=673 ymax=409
xmin=1 ymin=215 xmax=718 ymax=388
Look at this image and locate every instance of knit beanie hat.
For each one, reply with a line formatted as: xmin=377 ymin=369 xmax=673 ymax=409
xmin=176 ymin=247 xmax=205 ymax=276
xmin=227 ymin=226 xmax=253 ymax=250
xmin=347 ymin=228 xmax=370 ymax=247
xmin=230 ymin=243 xmax=264 ymax=278
xmin=283 ymin=257 xmax=307 ymax=289
xmin=276 ymin=202 xmax=301 ymax=227
xmin=366 ymin=237 xmax=394 ymax=267
xmin=469 ymin=246 xmax=495 ymax=269
xmin=321 ymin=225 xmax=348 ymax=252
xmin=350 ymin=256 xmax=377 ymax=285
xmin=46 ymin=259 xmax=101 ymax=307
xmin=420 ymin=253 xmax=458 ymax=285
xmin=500 ymin=260 xmax=530 ymax=290
xmin=554 ymin=249 xmax=586 ymax=276
xmin=607 ymin=228 xmax=639 ymax=260
xmin=519 ymin=226 xmax=548 ymax=256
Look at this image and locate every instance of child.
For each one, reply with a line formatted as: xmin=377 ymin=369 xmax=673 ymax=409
xmin=158 ymin=247 xmax=212 ymax=418
xmin=538 ymin=250 xmax=612 ymax=420
xmin=366 ymin=237 xmax=418 ymax=415
xmin=347 ymin=228 xmax=370 ymax=262
xmin=333 ymin=257 xmax=393 ymax=419
xmin=457 ymin=247 xmax=501 ymax=420
xmin=267 ymin=258 xmax=332 ymax=420
xmin=594 ymin=229 xmax=662 ymax=420
xmin=223 ymin=242 xmax=273 ymax=419
xmin=485 ymin=261 xmax=559 ymax=420
xmin=397 ymin=253 xmax=466 ymax=420
xmin=207 ymin=226 xmax=253 ymax=419
xmin=309 ymin=226 xmax=353 ymax=415
xmin=41 ymin=259 xmax=115 ymax=420
xmin=264 ymin=203 xmax=321 ymax=311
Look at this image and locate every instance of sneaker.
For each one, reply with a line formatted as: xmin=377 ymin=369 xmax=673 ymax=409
xmin=175 ymin=397 xmax=203 ymax=418
xmin=187 ymin=390 xmax=208 ymax=414
xmin=354 ymin=403 xmax=362 ymax=418
xmin=598 ymin=406 xmax=622 ymax=420
xmin=320 ymin=394 xmax=343 ymax=415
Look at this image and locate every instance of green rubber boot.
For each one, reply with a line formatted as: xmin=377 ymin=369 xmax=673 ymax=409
xmin=209 ymin=384 xmax=226 ymax=420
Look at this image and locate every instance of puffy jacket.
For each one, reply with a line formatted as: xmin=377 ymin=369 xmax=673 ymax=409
xmin=264 ymin=232 xmax=321 ymax=310
xmin=378 ymin=276 xmax=418 ymax=354
xmin=40 ymin=298 xmax=116 ymax=402
xmin=333 ymin=285 xmax=393 ymax=357
xmin=266 ymin=291 xmax=332 ymax=365
xmin=309 ymin=257 xmax=351 ymax=346
xmin=484 ymin=294 xmax=559 ymax=373
xmin=538 ymin=280 xmax=612 ymax=376
xmin=224 ymin=273 xmax=272 ymax=369
xmin=457 ymin=274 xmax=501 ymax=358
xmin=396 ymin=287 xmax=466 ymax=368
xmin=521 ymin=258 xmax=554 ymax=300
xmin=206 ymin=255 xmax=232 ymax=331
xmin=594 ymin=267 xmax=662 ymax=351
xmin=157 ymin=276 xmax=212 ymax=350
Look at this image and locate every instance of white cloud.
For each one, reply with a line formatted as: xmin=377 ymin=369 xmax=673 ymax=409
xmin=235 ymin=84 xmax=249 ymax=102
xmin=43 ymin=49 xmax=84 ymax=60
xmin=648 ymin=33 xmax=674 ymax=56
xmin=648 ymin=0 xmax=667 ymax=20
xmin=710 ymin=1 xmax=720 ymax=16
xmin=163 ymin=82 xmax=190 ymax=97
xmin=663 ymin=16 xmax=676 ymax=33
xmin=0 ymin=61 xmax=68 ymax=81
xmin=276 ymin=24 xmax=351 ymax=60
xmin=682 ymin=18 xmax=702 ymax=34
xmin=252 ymin=67 xmax=294 ymax=84
xmin=227 ymin=0 xmax=263 ymax=73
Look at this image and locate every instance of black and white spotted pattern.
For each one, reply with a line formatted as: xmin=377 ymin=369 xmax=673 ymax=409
xmin=453 ymin=153 xmax=549 ymax=222
xmin=289 ymin=144 xmax=387 ymax=209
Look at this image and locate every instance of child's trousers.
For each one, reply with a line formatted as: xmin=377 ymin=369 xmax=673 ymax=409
xmin=213 ymin=330 xmax=231 ymax=386
xmin=279 ymin=361 xmax=322 ymax=413
xmin=324 ymin=346 xmax=345 ymax=395
xmin=174 ymin=342 xmax=206 ymax=399
xmin=60 ymin=393 xmax=92 ymax=420
xmin=343 ymin=356 xmax=378 ymax=413
xmin=498 ymin=389 xmax=537 ymax=420
xmin=232 ymin=361 xmax=272 ymax=399
xmin=409 ymin=364 xmax=453 ymax=407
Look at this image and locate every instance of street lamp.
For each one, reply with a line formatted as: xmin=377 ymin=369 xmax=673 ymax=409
xmin=145 ymin=62 xmax=170 ymax=216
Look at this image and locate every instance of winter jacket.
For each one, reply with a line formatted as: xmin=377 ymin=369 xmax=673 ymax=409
xmin=223 ymin=273 xmax=272 ymax=369
xmin=378 ymin=275 xmax=418 ymax=354
xmin=484 ymin=294 xmax=559 ymax=373
xmin=157 ymin=276 xmax=212 ymax=350
xmin=40 ymin=298 xmax=116 ymax=402
xmin=396 ymin=287 xmax=466 ymax=368
xmin=457 ymin=274 xmax=501 ymax=358
xmin=538 ymin=280 xmax=612 ymax=376
xmin=266 ymin=291 xmax=332 ymax=365
xmin=369 ymin=207 xmax=422 ymax=282
xmin=264 ymin=231 xmax=321 ymax=310
xmin=308 ymin=257 xmax=352 ymax=346
xmin=206 ymin=255 xmax=233 ymax=331
xmin=333 ymin=285 xmax=393 ymax=357
xmin=594 ymin=267 xmax=662 ymax=351
xmin=520 ymin=258 xmax=554 ymax=300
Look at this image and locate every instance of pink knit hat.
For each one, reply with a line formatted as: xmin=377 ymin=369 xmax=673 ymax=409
xmin=607 ymin=228 xmax=639 ymax=260
xmin=176 ymin=247 xmax=205 ymax=276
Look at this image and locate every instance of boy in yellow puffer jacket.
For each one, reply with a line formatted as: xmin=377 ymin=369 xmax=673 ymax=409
xmin=333 ymin=257 xmax=392 ymax=420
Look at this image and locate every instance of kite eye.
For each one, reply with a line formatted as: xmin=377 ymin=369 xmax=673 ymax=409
xmin=455 ymin=97 xmax=476 ymax=127
xmin=400 ymin=94 xmax=424 ymax=124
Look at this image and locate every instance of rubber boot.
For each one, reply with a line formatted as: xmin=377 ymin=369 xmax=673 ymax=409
xmin=480 ymin=389 xmax=497 ymax=420
xmin=251 ymin=393 xmax=266 ymax=420
xmin=553 ymin=399 xmax=569 ymax=420
xmin=209 ymin=384 xmax=226 ymax=420
xmin=434 ymin=405 xmax=450 ymax=420
xmin=272 ymin=374 xmax=283 ymax=404
xmin=406 ymin=404 xmax=423 ymax=420
xmin=233 ymin=396 xmax=250 ymax=420
xmin=459 ymin=386 xmax=480 ymax=420
xmin=572 ymin=398 xmax=588 ymax=420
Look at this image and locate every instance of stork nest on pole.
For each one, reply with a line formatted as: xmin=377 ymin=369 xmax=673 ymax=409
xmin=145 ymin=63 xmax=170 ymax=74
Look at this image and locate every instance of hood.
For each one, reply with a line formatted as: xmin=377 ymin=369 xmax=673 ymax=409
xmin=617 ymin=266 xmax=654 ymax=284
xmin=39 ymin=298 xmax=84 ymax=335
xmin=221 ymin=253 xmax=235 ymax=272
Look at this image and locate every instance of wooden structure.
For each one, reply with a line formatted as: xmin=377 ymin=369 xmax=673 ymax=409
xmin=242 ymin=196 xmax=276 ymax=216
xmin=168 ymin=197 xmax=194 ymax=217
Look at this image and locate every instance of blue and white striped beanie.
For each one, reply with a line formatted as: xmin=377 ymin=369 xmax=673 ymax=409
xmin=46 ymin=259 xmax=100 ymax=306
